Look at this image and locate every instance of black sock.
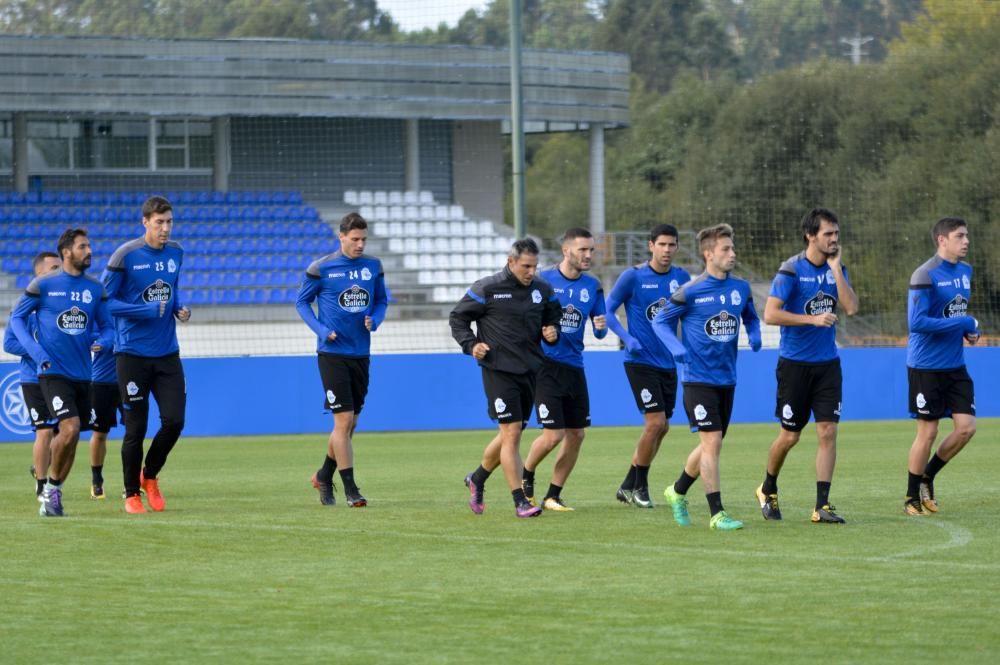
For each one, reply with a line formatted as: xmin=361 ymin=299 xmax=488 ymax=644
xmin=706 ymin=491 xmax=724 ymax=516
xmin=338 ymin=467 xmax=358 ymax=494
xmin=816 ymin=481 xmax=831 ymax=510
xmin=544 ymin=483 xmax=562 ymax=500
xmin=923 ymin=454 xmax=948 ymax=480
xmin=635 ymin=465 xmax=650 ymax=489
xmin=621 ymin=465 xmax=637 ymax=490
xmin=317 ymin=455 xmax=337 ymax=483
xmin=49 ymin=478 xmax=62 ymax=487
xmin=512 ymin=488 xmax=527 ymax=505
xmin=906 ymin=472 xmax=922 ymax=500
xmin=36 ymin=478 xmax=45 ymax=496
xmin=762 ymin=472 xmax=778 ymax=495
xmin=471 ymin=465 xmax=491 ymax=486
xmin=522 ymin=467 xmax=535 ymax=483
xmin=674 ymin=470 xmax=696 ymax=495
xmin=92 ymin=465 xmax=103 ymax=485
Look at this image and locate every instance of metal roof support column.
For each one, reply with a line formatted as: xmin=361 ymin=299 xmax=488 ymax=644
xmin=213 ymin=116 xmax=230 ymax=192
xmin=405 ymin=118 xmax=420 ymax=193
xmin=509 ymin=0 xmax=527 ymax=239
xmin=13 ymin=112 xmax=28 ymax=193
xmin=589 ymin=123 xmax=605 ymax=233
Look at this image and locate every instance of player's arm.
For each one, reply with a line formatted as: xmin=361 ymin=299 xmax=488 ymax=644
xmin=742 ymin=294 xmax=762 ymax=351
xmin=172 ymin=260 xmax=191 ymax=321
xmin=3 ymin=315 xmax=30 ymax=357
xmin=9 ymin=290 xmax=49 ymax=368
xmin=651 ymin=295 xmax=687 ymax=362
xmin=590 ymin=287 xmax=608 ymax=339
xmin=449 ymin=284 xmax=487 ymax=355
xmin=830 ymin=259 xmax=858 ymax=316
xmin=366 ymin=268 xmax=389 ymax=332
xmin=604 ymin=270 xmax=640 ymax=350
xmin=91 ymin=296 xmax=115 ymax=352
xmin=102 ymin=268 xmax=160 ymax=319
xmin=908 ymin=286 xmax=977 ymax=335
xmin=541 ymin=291 xmax=561 ymax=345
xmin=295 ymin=266 xmax=335 ymax=340
xmin=763 ymin=271 xmax=834 ymax=327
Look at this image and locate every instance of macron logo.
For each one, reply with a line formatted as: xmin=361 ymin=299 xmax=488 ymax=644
xmin=133 ymin=264 xmax=150 ymax=270
xmin=493 ymin=293 xmax=512 ymax=299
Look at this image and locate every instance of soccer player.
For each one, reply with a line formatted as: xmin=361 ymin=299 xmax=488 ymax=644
xmin=605 ymin=224 xmax=691 ymax=508
xmin=653 ymin=223 xmax=761 ymax=531
xmin=87 ymin=345 xmax=120 ymax=499
xmin=903 ymin=216 xmax=980 ymax=516
xmin=298 ymin=212 xmax=387 ymax=508
xmin=451 ymin=238 xmax=562 ymax=518
xmin=104 ymin=195 xmax=190 ymax=514
xmin=754 ymin=208 xmax=859 ymax=524
xmin=3 ymin=251 xmax=61 ymax=496
xmin=11 ymin=229 xmax=113 ymax=517
xmin=521 ymin=228 xmax=607 ymax=511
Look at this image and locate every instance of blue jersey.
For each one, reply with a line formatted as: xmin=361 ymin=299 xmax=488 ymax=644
xmin=296 ymin=251 xmax=388 ymax=357
xmin=91 ymin=347 xmax=117 ymax=384
xmin=10 ymin=269 xmax=113 ymax=382
xmin=907 ymin=255 xmax=978 ymax=370
xmin=104 ymin=238 xmax=185 ymax=358
xmin=606 ymin=263 xmax=691 ymax=369
xmin=770 ymin=253 xmax=851 ymax=362
xmin=539 ymin=266 xmax=607 ymax=369
xmin=3 ymin=310 xmax=41 ymax=384
xmin=652 ymin=273 xmax=761 ymax=386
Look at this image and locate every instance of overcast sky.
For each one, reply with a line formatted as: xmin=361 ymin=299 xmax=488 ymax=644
xmin=378 ymin=0 xmax=488 ymax=32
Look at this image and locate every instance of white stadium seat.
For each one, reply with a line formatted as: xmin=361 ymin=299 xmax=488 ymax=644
xmin=419 ymin=190 xmax=434 ymax=204
xmin=419 ymin=205 xmax=435 ymax=220
xmin=389 ymin=206 xmax=404 ymax=221
xmin=373 ymin=205 xmax=389 ymax=221
xmin=373 ymin=191 xmax=388 ymax=205
xmin=403 ymin=191 xmax=419 ymax=205
xmin=358 ymin=191 xmax=374 ymax=204
xmin=404 ymin=205 xmax=419 ymax=220
xmin=388 ymin=191 xmax=403 ymax=205
xmin=449 ymin=205 xmax=465 ymax=219
xmin=402 ymin=254 xmax=419 ymax=269
xmin=418 ymin=238 xmax=433 ymax=253
xmin=418 ymin=254 xmax=434 ymax=269
xmin=343 ymin=190 xmax=358 ymax=205
xmin=433 ymin=221 xmax=449 ymax=236
xmin=449 ymin=237 xmax=465 ymax=252
xmin=359 ymin=205 xmax=374 ymax=219
xmin=403 ymin=221 xmax=418 ymax=236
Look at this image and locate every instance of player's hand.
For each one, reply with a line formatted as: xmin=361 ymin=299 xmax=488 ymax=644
xmin=542 ymin=325 xmax=558 ymax=343
xmin=812 ymin=313 xmax=837 ymax=327
xmin=592 ymin=315 xmax=607 ymax=331
xmin=40 ymin=360 xmax=51 ymax=371
xmin=472 ymin=342 xmax=490 ymax=360
xmin=749 ymin=335 xmax=762 ymax=352
xmin=965 ymin=331 xmax=980 ymax=345
xmin=158 ymin=300 xmax=167 ymax=317
xmin=364 ymin=316 xmax=373 ymax=331
xmin=327 ymin=330 xmax=338 ymax=342
xmin=826 ymin=248 xmax=842 ymax=271
xmin=624 ymin=337 xmax=643 ymax=354
xmin=176 ymin=307 xmax=191 ymax=322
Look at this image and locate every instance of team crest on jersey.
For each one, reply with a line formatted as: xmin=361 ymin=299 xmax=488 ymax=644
xmin=645 ymin=297 xmax=667 ymax=321
xmin=916 ymin=392 xmax=927 ymax=409
xmin=361 ymin=267 xmax=372 ymax=281
xmin=531 ymin=289 xmax=542 ymax=304
xmin=30 ymin=407 xmax=39 ymax=421
xmin=943 ymin=294 xmax=968 ymax=318
xmin=338 ymin=284 xmax=371 ymax=312
xmin=538 ymin=403 xmax=549 ymax=419
xmin=56 ymin=306 xmax=88 ymax=335
xmin=705 ymin=310 xmax=739 ymax=342
xmin=640 ymin=388 xmax=653 ymax=404
xmin=669 ymin=279 xmax=680 ymax=293
xmin=782 ymin=404 xmax=793 ymax=420
xmin=730 ymin=290 xmax=741 ymax=306
xmin=962 ymin=274 xmax=970 ymax=290
xmin=694 ymin=404 xmax=707 ymax=421
xmin=126 ymin=381 xmax=139 ymax=396
xmin=326 ymin=390 xmax=336 ymax=405
xmin=560 ymin=305 xmax=583 ymax=333
xmin=806 ymin=291 xmax=836 ymax=316
xmin=167 ymin=259 xmax=177 ymax=273
xmin=494 ymin=397 xmax=507 ymax=414
xmin=82 ymin=289 xmax=93 ymax=304
xmin=142 ymin=279 xmax=172 ymax=303
xmin=90 ymin=409 xmax=97 ymax=425
xmin=52 ymin=396 xmax=63 ymax=411
xmin=579 ymin=288 xmax=589 ymax=303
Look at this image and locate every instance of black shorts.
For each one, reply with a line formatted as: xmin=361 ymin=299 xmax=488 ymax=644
xmin=624 ymin=362 xmax=677 ymax=416
xmin=683 ymin=383 xmax=735 ymax=437
xmin=908 ymin=366 xmax=975 ymax=421
xmin=20 ymin=382 xmax=56 ymax=431
xmin=534 ymin=359 xmax=590 ymax=430
xmin=482 ymin=367 xmax=535 ymax=427
xmin=318 ymin=353 xmax=370 ymax=414
xmin=775 ymin=357 xmax=843 ymax=432
xmin=38 ymin=375 xmax=92 ymax=430
xmin=89 ymin=381 xmax=122 ymax=434
xmin=116 ymin=352 xmax=187 ymax=425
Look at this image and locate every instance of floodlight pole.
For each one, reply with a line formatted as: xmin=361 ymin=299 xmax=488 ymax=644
xmin=509 ymin=0 xmax=527 ymax=239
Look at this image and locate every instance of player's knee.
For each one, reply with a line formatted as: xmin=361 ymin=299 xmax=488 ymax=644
xmin=956 ymin=422 xmax=976 ymax=442
xmin=60 ymin=418 xmax=81 ymax=440
xmin=159 ymin=414 xmax=185 ymax=437
xmin=644 ymin=416 xmax=668 ymax=437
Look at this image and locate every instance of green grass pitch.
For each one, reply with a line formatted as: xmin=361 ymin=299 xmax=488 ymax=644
xmin=2 ymin=420 xmax=998 ymax=664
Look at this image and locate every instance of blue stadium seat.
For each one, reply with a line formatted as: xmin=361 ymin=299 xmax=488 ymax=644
xmin=57 ymin=191 xmax=71 ymax=205
xmin=24 ymin=208 xmax=39 ymax=223
xmin=210 ymin=192 xmax=225 ymax=205
xmin=236 ymin=289 xmax=254 ymax=304
xmin=40 ymin=191 xmax=56 ymax=205
xmin=95 ymin=240 xmax=115 ymax=254
xmin=271 ymin=191 xmax=288 ymax=205
xmin=257 ymin=208 xmax=274 ymax=222
xmin=188 ymin=255 xmax=209 ymax=270
xmin=7 ymin=209 xmax=24 ymax=223
xmin=178 ymin=207 xmax=195 ymax=222
xmin=15 ymin=274 xmax=31 ymax=288
xmin=177 ymin=191 xmax=196 ymax=205
xmin=16 ymin=257 xmax=33 ymax=272
xmin=255 ymin=255 xmax=274 ymax=270
xmin=288 ymin=192 xmax=303 ymax=204
xmin=270 ymin=237 xmax=289 ymax=252
xmin=189 ymin=271 xmax=208 ymax=287
xmin=195 ymin=191 xmax=211 ymax=205
xmin=86 ymin=208 xmax=101 ymax=223
xmin=221 ymin=271 xmax=238 ymax=287
xmin=85 ymin=192 xmax=102 ymax=206
xmin=24 ymin=192 xmax=39 ymax=205
xmin=209 ymin=208 xmax=225 ymax=222
xmin=255 ymin=191 xmax=272 ymax=204
xmin=116 ymin=221 xmax=135 ymax=237
xmin=2 ymin=257 xmax=18 ymax=272
xmin=208 ymin=239 xmax=226 ymax=253
xmin=238 ymin=271 xmax=256 ymax=287
xmin=220 ymin=288 xmax=239 ymax=304
xmin=189 ymin=289 xmax=209 ymax=306
xmin=71 ymin=192 xmax=87 ymax=205
xmin=70 ymin=209 xmax=85 ymax=224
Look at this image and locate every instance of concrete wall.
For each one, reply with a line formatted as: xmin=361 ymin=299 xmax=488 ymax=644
xmin=452 ymin=120 xmax=504 ymax=225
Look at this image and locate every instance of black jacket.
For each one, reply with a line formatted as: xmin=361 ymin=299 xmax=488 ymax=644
xmin=449 ymin=266 xmax=562 ymax=375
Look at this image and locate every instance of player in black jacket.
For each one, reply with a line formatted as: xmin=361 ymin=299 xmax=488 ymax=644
xmin=451 ymin=238 xmax=562 ymax=518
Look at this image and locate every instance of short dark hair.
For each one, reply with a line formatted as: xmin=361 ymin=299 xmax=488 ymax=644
xmin=142 ymin=195 xmax=172 ymax=219
xmin=561 ymin=227 xmax=593 ymax=244
xmin=340 ymin=211 xmax=368 ymax=234
xmin=649 ymin=224 xmax=678 ymax=243
xmin=932 ymin=216 xmax=967 ymax=244
xmin=801 ymin=207 xmax=839 ymax=245
xmin=696 ymin=223 xmax=734 ymax=260
xmin=509 ymin=238 xmax=540 ymax=259
xmin=57 ymin=228 xmax=88 ymax=258
xmin=32 ymin=251 xmax=59 ymax=273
